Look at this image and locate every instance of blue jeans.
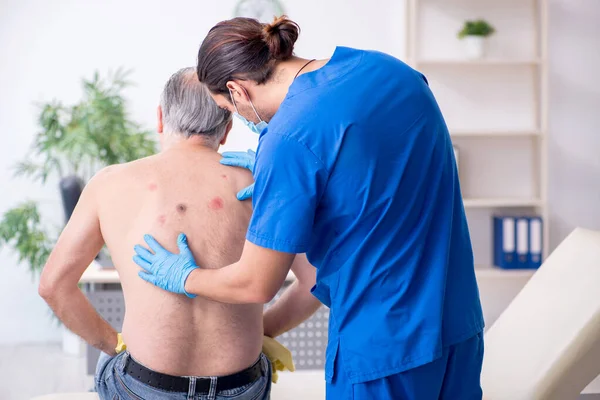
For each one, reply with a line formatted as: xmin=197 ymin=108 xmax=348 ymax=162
xmin=95 ymin=351 xmax=272 ymax=400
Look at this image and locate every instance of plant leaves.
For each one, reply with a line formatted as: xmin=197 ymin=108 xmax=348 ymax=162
xmin=4 ymin=70 xmax=157 ymax=277
xmin=16 ymin=69 xmax=157 ymax=182
xmin=0 ymin=201 xmax=55 ymax=277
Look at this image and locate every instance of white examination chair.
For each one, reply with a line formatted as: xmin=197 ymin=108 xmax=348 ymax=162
xmin=482 ymin=227 xmax=600 ymax=400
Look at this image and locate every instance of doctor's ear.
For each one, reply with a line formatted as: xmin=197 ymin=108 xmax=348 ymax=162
xmin=226 ymin=81 xmax=250 ymax=104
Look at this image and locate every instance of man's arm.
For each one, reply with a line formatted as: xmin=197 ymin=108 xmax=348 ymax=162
xmin=38 ymin=169 xmax=118 ymax=355
xmin=263 ymin=254 xmax=321 ymax=338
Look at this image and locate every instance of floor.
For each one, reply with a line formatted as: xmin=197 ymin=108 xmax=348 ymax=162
xmin=0 ymin=344 xmax=94 ymax=400
xmin=1 ymin=344 xmax=599 ymax=400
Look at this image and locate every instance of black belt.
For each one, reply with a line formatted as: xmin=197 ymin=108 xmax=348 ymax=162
xmin=123 ymin=354 xmax=264 ymax=394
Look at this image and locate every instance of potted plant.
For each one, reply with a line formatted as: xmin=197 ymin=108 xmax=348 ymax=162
xmin=0 ymin=69 xmax=156 ymax=354
xmin=458 ymin=19 xmax=496 ymax=59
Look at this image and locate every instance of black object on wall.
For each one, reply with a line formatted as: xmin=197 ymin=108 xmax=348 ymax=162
xmin=59 ymin=175 xmax=84 ymax=224
xmin=59 ymin=175 xmax=111 ymax=264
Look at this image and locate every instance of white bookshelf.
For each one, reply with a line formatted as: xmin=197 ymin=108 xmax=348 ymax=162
xmin=450 ymin=130 xmax=541 ymax=138
xmin=463 ymin=198 xmax=543 ymax=208
xmin=418 ymin=59 xmax=541 ymax=67
xmin=406 ymin=0 xmax=549 ymax=269
xmin=475 ymin=266 xmax=536 ymax=279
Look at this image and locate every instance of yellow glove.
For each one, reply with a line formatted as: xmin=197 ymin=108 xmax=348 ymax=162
xmin=262 ymin=335 xmax=295 ymax=383
xmin=115 ymin=332 xmax=127 ymax=354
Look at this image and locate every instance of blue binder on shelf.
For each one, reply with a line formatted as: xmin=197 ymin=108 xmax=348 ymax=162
xmin=493 ymin=216 xmax=516 ymax=269
xmin=528 ymin=217 xmax=543 ymax=269
xmin=516 ymin=217 xmax=530 ymax=268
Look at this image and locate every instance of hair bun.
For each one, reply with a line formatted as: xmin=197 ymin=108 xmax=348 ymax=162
xmin=262 ymin=16 xmax=300 ymax=60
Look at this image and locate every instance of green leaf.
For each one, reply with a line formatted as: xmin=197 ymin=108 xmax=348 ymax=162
xmin=13 ymin=160 xmax=42 ymax=180
xmin=458 ymin=19 xmax=495 ymax=39
xmin=0 ymin=201 xmax=55 ymax=277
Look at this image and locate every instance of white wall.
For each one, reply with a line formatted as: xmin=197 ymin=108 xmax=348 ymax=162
xmin=547 ymin=0 xmax=600 ymax=249
xmin=1 ymin=0 xmax=599 ymax=347
xmin=0 ymin=0 xmax=404 ymax=345
xmin=547 ymin=2 xmax=600 ymax=388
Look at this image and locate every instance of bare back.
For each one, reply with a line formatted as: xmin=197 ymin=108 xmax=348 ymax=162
xmin=96 ymin=146 xmax=262 ymax=377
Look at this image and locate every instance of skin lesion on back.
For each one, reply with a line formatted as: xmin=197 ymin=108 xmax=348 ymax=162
xmin=208 ymin=197 xmax=224 ymax=210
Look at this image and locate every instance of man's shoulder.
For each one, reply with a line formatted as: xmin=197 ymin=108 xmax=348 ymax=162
xmin=88 ymin=155 xmax=159 ymax=190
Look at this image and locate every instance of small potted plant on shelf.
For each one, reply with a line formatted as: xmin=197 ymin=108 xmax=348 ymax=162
xmin=458 ymin=19 xmax=496 ymax=59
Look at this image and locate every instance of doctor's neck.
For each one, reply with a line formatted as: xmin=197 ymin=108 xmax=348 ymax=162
xmin=262 ymin=56 xmax=329 ymax=106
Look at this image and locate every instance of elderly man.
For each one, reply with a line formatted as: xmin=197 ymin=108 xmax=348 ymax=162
xmin=39 ymin=67 xmax=319 ymax=400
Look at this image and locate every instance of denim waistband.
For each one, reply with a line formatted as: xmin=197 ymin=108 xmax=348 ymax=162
xmin=118 ymin=351 xmax=267 ymax=396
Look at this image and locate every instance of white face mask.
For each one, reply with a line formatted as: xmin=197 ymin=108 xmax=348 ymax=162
xmin=229 ymin=89 xmax=268 ymax=134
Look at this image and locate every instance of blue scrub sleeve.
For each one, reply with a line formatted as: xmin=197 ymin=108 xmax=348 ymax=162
xmin=247 ymin=133 xmax=328 ymax=254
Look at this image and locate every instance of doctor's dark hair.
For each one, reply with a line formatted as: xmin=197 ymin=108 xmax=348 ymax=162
xmin=196 ymin=16 xmax=300 ymax=99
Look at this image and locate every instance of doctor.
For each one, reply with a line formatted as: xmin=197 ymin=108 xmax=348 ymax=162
xmin=134 ymin=16 xmax=485 ymax=399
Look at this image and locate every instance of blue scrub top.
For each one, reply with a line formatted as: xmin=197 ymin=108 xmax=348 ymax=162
xmin=247 ymin=47 xmax=484 ymax=384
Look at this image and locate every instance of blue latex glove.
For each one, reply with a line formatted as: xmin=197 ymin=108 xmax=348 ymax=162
xmin=220 ymin=149 xmax=255 ymax=201
xmin=134 ymin=233 xmax=199 ymax=298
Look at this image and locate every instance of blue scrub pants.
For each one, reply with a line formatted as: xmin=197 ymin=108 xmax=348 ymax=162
xmin=326 ymin=332 xmax=484 ymax=400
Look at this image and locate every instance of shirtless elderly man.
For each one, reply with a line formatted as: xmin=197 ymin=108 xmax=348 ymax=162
xmin=39 ymin=67 xmax=319 ymax=400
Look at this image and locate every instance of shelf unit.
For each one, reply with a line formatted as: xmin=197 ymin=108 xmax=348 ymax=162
xmin=418 ymin=59 xmax=541 ymax=67
xmin=463 ymin=198 xmax=543 ymax=208
xmin=450 ymin=130 xmax=541 ymax=138
xmin=406 ymin=0 xmax=549 ymax=268
xmin=474 ymin=266 xmax=536 ymax=279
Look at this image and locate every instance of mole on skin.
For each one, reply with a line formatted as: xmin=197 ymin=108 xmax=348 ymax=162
xmin=221 ymin=174 xmax=227 ymax=179
xmin=176 ymin=204 xmax=187 ymax=213
xmin=208 ymin=196 xmax=224 ymax=210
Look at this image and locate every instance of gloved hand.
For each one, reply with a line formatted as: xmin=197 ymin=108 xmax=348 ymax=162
xmin=262 ymin=335 xmax=295 ymax=383
xmin=220 ymin=149 xmax=256 ymax=201
xmin=134 ymin=233 xmax=199 ymax=298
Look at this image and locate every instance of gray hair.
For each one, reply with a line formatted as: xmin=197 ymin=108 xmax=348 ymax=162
xmin=160 ymin=67 xmax=231 ymax=143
